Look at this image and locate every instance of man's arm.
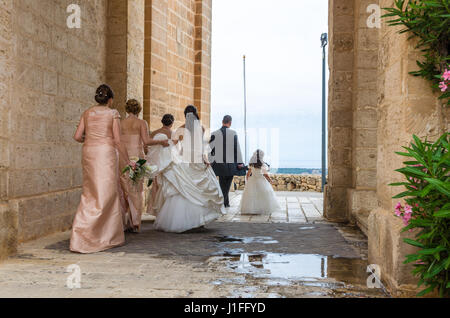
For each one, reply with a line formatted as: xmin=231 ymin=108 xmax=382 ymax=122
xmin=208 ymin=131 xmax=216 ymax=163
xmin=234 ymin=132 xmax=244 ymax=164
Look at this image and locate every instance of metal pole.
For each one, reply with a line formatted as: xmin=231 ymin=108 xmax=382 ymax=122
xmin=243 ymin=55 xmax=248 ymax=164
xmin=321 ymin=33 xmax=328 ymax=192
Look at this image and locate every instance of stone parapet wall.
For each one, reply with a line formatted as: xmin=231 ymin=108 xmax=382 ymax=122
xmin=232 ymin=174 xmax=324 ymax=193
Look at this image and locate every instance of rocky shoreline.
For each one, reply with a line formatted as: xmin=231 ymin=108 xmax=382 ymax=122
xmin=232 ymin=174 xmax=325 ymax=193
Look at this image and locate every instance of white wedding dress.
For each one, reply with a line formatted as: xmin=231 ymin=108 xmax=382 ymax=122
xmin=148 ymin=117 xmax=225 ymax=233
xmin=240 ymin=165 xmax=281 ymax=215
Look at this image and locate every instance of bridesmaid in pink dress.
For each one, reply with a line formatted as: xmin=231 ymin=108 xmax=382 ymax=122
xmin=70 ymin=84 xmax=130 ymax=253
xmin=119 ymin=99 xmax=169 ymax=233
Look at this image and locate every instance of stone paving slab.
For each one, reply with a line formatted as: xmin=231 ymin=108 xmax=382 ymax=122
xmin=219 ymin=191 xmax=323 ymax=224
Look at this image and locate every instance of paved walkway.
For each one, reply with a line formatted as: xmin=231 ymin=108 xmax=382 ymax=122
xmin=0 ymin=191 xmax=389 ymax=298
xmin=219 ymin=191 xmax=323 ymax=223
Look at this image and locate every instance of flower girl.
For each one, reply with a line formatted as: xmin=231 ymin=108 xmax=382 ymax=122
xmin=240 ymin=150 xmax=281 ymax=215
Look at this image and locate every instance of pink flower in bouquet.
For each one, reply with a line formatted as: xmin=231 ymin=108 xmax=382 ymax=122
xmin=443 ymin=69 xmax=450 ymax=81
xmin=404 ymin=204 xmax=413 ymax=214
xmin=439 ymin=81 xmax=448 ymax=92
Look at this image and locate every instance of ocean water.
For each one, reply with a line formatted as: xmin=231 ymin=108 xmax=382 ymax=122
xmin=270 ymin=168 xmax=325 ymax=175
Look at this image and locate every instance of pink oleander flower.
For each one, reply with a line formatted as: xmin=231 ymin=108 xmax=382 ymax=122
xmin=402 ymin=213 xmax=412 ymax=226
xmin=439 ymin=81 xmax=448 ymax=92
xmin=443 ymin=69 xmax=450 ymax=81
xmin=404 ymin=204 xmax=413 ymax=214
xmin=395 ymin=202 xmax=403 ymax=217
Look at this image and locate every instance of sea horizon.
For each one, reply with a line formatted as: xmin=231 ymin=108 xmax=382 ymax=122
xmin=269 ymin=167 xmax=327 ymax=175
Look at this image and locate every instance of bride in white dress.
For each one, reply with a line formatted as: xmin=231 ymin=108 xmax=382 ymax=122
xmin=147 ymin=106 xmax=225 ymax=233
xmin=240 ymin=150 xmax=281 ymax=215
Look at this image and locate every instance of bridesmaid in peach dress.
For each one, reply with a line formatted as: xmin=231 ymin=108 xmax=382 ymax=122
xmin=119 ymin=99 xmax=169 ymax=233
xmin=70 ymin=84 xmax=130 ymax=253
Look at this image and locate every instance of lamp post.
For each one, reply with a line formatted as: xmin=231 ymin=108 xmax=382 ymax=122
xmin=243 ymin=54 xmax=248 ymax=164
xmin=320 ymin=33 xmax=328 ymax=192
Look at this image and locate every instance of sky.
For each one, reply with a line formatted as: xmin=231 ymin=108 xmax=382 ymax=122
xmin=210 ymin=0 xmax=329 ymax=169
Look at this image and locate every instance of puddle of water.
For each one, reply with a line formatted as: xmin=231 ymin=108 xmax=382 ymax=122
xmin=210 ymin=251 xmax=386 ymax=294
xmin=216 ymin=236 xmax=279 ymax=245
xmin=226 ymin=253 xmax=327 ymax=280
xmin=299 ymin=226 xmax=316 ymax=230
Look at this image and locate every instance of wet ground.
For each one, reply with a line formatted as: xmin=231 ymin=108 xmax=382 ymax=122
xmin=0 ymin=192 xmax=388 ymax=298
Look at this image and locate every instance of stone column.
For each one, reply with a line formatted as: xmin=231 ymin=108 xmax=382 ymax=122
xmin=194 ymin=0 xmax=212 ymax=128
xmin=0 ymin=0 xmax=17 ymax=260
xmin=145 ymin=0 xmax=169 ymax=130
xmin=368 ymin=0 xmax=450 ymax=296
xmin=347 ymin=0 xmax=379 ymax=234
xmin=324 ymin=0 xmax=355 ymax=222
xmin=106 ymin=0 xmax=145 ymax=117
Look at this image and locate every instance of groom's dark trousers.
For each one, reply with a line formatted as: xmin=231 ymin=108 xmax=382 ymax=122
xmin=219 ymin=176 xmax=234 ymax=207
xmin=209 ymin=126 xmax=245 ymax=207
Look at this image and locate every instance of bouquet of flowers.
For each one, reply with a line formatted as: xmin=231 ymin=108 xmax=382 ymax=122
xmin=122 ymin=157 xmax=157 ymax=187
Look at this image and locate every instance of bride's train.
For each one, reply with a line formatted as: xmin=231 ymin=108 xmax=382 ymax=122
xmin=148 ymin=116 xmax=225 ymax=233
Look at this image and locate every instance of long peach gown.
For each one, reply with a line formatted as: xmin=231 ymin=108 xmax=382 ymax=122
xmin=70 ymin=107 xmax=125 ymax=253
xmin=119 ymin=134 xmax=145 ymax=231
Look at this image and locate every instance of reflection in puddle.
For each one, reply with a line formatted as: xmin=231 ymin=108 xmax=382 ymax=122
xmin=299 ymin=226 xmax=315 ymax=230
xmin=229 ymin=253 xmax=327 ymax=280
xmin=209 ymin=252 xmax=388 ymax=297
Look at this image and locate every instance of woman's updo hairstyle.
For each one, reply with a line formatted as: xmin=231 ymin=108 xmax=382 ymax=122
xmin=161 ymin=114 xmax=175 ymax=126
xmin=184 ymin=105 xmax=200 ymax=120
xmin=95 ymin=84 xmax=114 ymax=105
xmin=125 ymin=99 xmax=142 ymax=115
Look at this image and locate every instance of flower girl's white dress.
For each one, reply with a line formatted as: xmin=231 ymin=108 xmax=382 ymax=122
xmin=240 ymin=165 xmax=281 ymax=215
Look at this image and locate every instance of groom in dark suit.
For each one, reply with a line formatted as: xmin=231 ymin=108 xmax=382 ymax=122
xmin=209 ymin=115 xmax=246 ymax=208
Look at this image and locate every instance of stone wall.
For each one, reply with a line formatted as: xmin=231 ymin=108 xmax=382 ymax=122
xmin=233 ymin=175 xmax=323 ymax=193
xmin=367 ymin=0 xmax=450 ymax=296
xmin=326 ymin=0 xmax=449 ymax=295
xmin=7 ymin=0 xmax=109 ymax=245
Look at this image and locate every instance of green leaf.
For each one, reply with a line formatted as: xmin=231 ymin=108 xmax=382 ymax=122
xmin=403 ymin=238 xmax=425 ymax=248
xmin=433 ymin=210 xmax=450 ymax=218
xmin=424 ymin=178 xmax=450 ymax=196
xmin=396 ymin=166 xmax=429 ymax=178
xmin=417 ymin=285 xmax=436 ymax=296
xmin=424 ymin=260 xmax=447 ymax=279
xmin=417 ymin=246 xmax=446 ymax=255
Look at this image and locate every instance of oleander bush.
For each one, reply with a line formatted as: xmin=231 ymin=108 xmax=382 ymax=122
xmin=383 ymin=0 xmax=450 ymax=106
xmin=390 ymin=132 xmax=450 ymax=297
